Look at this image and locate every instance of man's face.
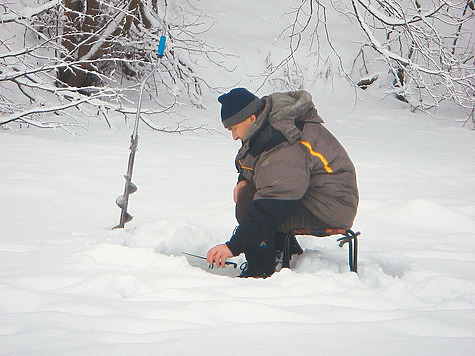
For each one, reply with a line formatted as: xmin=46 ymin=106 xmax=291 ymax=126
xmin=228 ymin=115 xmax=256 ymax=141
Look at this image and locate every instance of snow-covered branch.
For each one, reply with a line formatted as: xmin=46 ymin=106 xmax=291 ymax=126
xmin=264 ymin=0 xmax=474 ymax=123
xmin=0 ymin=89 xmax=115 ymax=125
xmin=350 ymin=0 xmax=474 ymax=112
xmin=0 ymin=0 xmax=60 ymax=23
xmin=1 ymin=0 xmax=228 ymax=131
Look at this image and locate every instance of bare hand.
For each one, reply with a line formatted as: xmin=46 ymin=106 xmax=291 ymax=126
xmin=206 ymin=244 xmax=233 ymax=268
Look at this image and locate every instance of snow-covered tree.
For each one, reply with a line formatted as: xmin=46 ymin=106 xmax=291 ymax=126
xmin=263 ymin=0 xmax=474 ymax=127
xmin=0 ymin=0 xmax=224 ymax=131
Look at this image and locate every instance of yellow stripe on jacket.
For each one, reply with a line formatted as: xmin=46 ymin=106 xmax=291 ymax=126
xmin=238 ymin=159 xmax=254 ymax=171
xmin=300 ymin=140 xmax=333 ymax=173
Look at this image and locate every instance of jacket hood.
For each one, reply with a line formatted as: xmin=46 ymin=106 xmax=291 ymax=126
xmin=239 ymin=90 xmax=323 ymax=156
xmin=268 ymin=90 xmax=323 ymax=122
xmin=266 ymin=90 xmax=323 ymax=143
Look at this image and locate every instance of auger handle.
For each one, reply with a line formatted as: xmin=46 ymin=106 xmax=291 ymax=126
xmin=157 ymin=36 xmax=166 ymax=58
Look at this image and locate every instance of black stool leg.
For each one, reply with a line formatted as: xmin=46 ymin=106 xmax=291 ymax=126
xmin=348 ymin=236 xmax=354 ymax=272
xmin=282 ymin=232 xmax=293 ymax=269
xmin=337 ymin=229 xmax=361 ymax=273
xmin=353 ymin=234 xmax=358 ymax=273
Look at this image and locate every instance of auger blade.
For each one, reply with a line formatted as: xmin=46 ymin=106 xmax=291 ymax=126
xmin=123 ymin=211 xmax=133 ymax=223
xmin=116 ymin=195 xmax=126 ymax=210
xmin=128 ymin=181 xmax=137 ymax=194
xmin=113 ymin=211 xmax=133 ymax=229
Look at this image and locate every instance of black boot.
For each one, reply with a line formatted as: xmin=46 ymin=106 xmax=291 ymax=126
xmin=274 ymin=232 xmax=303 ymax=269
xmin=239 ymin=241 xmax=276 ymax=278
xmin=275 ymin=232 xmax=303 ymax=256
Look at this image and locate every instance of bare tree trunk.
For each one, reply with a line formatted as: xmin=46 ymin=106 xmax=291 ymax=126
xmin=58 ymin=0 xmax=102 ymax=88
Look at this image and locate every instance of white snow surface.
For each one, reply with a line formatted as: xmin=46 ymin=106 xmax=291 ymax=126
xmin=1 ymin=1 xmax=475 ymax=354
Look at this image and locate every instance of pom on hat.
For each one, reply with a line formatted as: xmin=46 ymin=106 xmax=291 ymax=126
xmin=218 ymin=88 xmax=264 ymax=128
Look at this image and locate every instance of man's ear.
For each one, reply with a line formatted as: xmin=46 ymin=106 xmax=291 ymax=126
xmin=249 ymin=114 xmax=256 ymax=122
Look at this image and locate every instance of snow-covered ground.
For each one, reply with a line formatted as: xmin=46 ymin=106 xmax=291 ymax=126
xmin=1 ymin=1 xmax=475 ymax=355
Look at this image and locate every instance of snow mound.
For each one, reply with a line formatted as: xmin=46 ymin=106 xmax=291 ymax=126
xmin=388 ymin=199 xmax=475 ymax=232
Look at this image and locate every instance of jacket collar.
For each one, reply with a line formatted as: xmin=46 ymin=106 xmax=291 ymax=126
xmin=238 ymin=90 xmax=323 ymax=158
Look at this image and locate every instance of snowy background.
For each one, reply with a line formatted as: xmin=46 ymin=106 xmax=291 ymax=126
xmin=1 ymin=0 xmax=475 ymax=354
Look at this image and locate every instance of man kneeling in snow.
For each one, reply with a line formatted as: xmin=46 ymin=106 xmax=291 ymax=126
xmin=207 ymin=88 xmax=359 ymax=278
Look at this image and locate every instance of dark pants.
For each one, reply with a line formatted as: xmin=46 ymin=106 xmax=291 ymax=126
xmin=235 ymin=181 xmax=328 ymax=277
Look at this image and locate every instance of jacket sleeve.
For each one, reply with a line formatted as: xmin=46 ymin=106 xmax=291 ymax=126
xmin=226 ymin=143 xmax=310 ymax=255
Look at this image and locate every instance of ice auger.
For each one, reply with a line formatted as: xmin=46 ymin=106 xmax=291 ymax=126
xmin=114 ymin=31 xmax=166 ymax=229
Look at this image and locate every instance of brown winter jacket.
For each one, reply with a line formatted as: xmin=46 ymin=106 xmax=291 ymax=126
xmin=226 ymin=90 xmax=358 ymax=255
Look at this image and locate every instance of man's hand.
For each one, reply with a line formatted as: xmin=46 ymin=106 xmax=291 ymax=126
xmin=233 ymin=180 xmax=249 ymax=203
xmin=206 ymin=244 xmax=233 ymax=268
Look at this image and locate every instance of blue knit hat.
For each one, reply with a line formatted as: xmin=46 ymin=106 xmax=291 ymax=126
xmin=218 ymin=88 xmax=264 ymax=128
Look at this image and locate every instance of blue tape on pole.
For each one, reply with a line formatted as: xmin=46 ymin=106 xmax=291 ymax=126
xmin=157 ymin=36 xmax=166 ymax=57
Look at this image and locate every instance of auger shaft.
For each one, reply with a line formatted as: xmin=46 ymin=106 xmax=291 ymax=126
xmin=114 ymin=35 xmax=166 ymax=229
